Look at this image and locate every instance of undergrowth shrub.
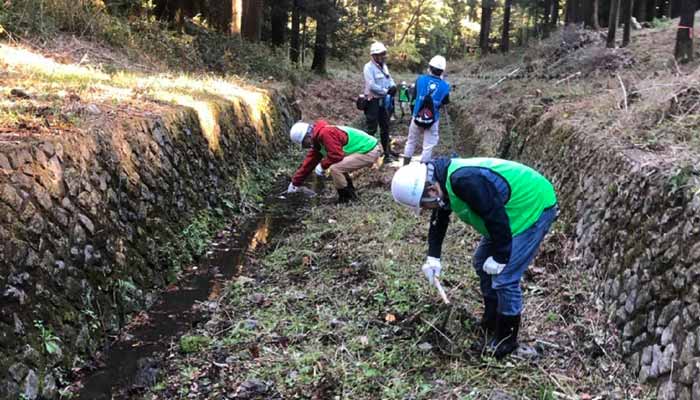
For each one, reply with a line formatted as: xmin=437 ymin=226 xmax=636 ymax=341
xmin=0 ymin=0 xmax=306 ymax=82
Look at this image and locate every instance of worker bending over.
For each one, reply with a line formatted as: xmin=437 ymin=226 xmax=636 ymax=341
xmin=391 ymin=157 xmax=558 ymax=358
xmin=288 ymin=120 xmax=381 ymax=203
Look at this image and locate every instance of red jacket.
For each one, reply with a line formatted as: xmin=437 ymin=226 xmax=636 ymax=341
xmin=292 ymin=120 xmax=349 ymax=186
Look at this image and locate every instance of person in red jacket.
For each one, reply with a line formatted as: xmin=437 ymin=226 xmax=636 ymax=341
xmin=287 ymin=120 xmax=382 ymax=203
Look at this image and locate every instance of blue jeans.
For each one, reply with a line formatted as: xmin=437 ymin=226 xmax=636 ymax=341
xmin=472 ymin=205 xmax=559 ymax=316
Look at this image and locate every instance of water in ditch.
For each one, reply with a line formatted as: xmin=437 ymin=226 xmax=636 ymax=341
xmin=75 ymin=183 xmax=316 ymax=399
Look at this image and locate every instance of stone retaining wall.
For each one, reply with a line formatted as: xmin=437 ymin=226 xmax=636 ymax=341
xmin=452 ymin=102 xmax=700 ymax=399
xmin=0 ymin=89 xmax=299 ymax=398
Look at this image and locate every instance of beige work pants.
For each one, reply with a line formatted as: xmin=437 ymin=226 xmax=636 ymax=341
xmin=404 ymin=119 xmax=440 ymax=162
xmin=328 ymin=144 xmax=382 ymax=189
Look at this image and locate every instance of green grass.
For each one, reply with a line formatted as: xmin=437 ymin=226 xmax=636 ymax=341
xmin=148 ymin=165 xmax=652 ymax=399
xmin=179 ymin=335 xmax=211 ymax=354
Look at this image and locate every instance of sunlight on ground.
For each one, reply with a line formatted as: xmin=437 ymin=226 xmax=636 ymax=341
xmin=0 ymin=43 xmax=274 ymax=151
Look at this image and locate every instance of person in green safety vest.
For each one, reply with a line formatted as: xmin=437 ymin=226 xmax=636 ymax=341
xmin=390 ymin=157 xmax=559 ymax=359
xmin=397 ymin=81 xmax=411 ymax=121
xmin=288 ymin=120 xmax=382 ymax=203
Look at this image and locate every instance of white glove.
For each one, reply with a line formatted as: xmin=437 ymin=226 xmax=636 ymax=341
xmin=287 ymin=183 xmax=299 ymax=193
xmin=421 ymin=256 xmax=442 ymax=286
xmin=314 ymin=164 xmax=325 ymax=176
xmin=483 ymin=257 xmax=506 ymax=275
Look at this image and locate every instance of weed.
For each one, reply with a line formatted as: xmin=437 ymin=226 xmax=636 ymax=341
xmin=33 ymin=320 xmax=61 ymax=355
xmin=650 ymin=17 xmax=672 ymax=29
xmin=179 ymin=335 xmax=211 ymax=354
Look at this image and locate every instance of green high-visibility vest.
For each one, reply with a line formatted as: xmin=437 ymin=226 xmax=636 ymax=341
xmin=319 ymin=126 xmax=378 ymax=157
xmin=445 ymin=158 xmax=557 ymax=237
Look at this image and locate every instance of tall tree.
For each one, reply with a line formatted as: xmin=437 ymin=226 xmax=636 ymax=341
xmin=480 ymin=0 xmax=495 ymax=54
xmin=242 ymin=0 xmax=263 ymax=41
xmin=551 ymin=0 xmax=560 ymax=27
xmin=674 ymin=0 xmax=695 ymax=61
xmin=664 ymin=0 xmax=673 ymax=17
xmin=269 ymin=0 xmax=289 ymax=46
xmin=207 ymin=0 xmax=241 ymax=34
xmin=310 ymin=0 xmax=338 ymax=73
xmin=592 ymin=0 xmax=601 ymax=29
xmin=621 ymin=0 xmax=633 ymax=46
xmin=290 ymin=0 xmax=301 ymax=63
xmin=543 ymin=0 xmax=553 ymax=37
xmin=501 ymin=0 xmax=513 ymax=52
xmin=607 ymin=0 xmax=621 ymax=47
xmin=634 ymin=0 xmax=648 ymax=22
xmin=311 ymin=19 xmax=329 ymax=73
xmin=582 ymin=0 xmax=594 ymax=26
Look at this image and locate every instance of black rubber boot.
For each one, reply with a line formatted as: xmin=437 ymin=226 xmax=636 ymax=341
xmin=337 ymin=187 xmax=350 ymax=204
xmin=344 ymin=174 xmax=355 ymax=191
xmin=481 ymin=297 xmax=498 ymax=336
xmin=337 ymin=186 xmax=358 ymax=204
xmin=489 ymin=314 xmax=521 ymax=359
xmin=344 ymin=175 xmax=359 ymax=201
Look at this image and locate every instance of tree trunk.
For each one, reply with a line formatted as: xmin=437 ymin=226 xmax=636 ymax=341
xmin=479 ymin=0 xmax=494 ymax=55
xmin=583 ymin=0 xmax=594 ymax=26
xmin=501 ymin=0 xmax=513 ymax=52
xmin=290 ymin=1 xmax=300 ymax=63
xmin=551 ymin=0 xmax=560 ymax=27
xmin=634 ymin=0 xmax=647 ymax=22
xmin=607 ymin=0 xmax=620 ymax=47
xmin=648 ymin=0 xmax=658 ymax=20
xmin=543 ymin=0 xmax=553 ymax=37
xmin=664 ymin=0 xmax=673 ymax=17
xmin=311 ymin=20 xmax=327 ymax=73
xmin=231 ymin=0 xmax=243 ymax=35
xmin=270 ymin=0 xmax=288 ymax=46
xmin=565 ymin=0 xmax=576 ymax=22
xmin=242 ymin=0 xmax=263 ymax=41
xmin=674 ymin=0 xmax=695 ymax=62
xmin=301 ymin=15 xmax=307 ymax=65
xmin=592 ymin=0 xmax=601 ymax=29
xmin=621 ymin=0 xmax=633 ymax=46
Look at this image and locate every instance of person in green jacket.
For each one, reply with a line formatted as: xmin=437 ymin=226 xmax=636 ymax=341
xmin=391 ymin=157 xmax=558 ymax=358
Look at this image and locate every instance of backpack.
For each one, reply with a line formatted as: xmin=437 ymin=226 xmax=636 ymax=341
xmin=414 ymin=83 xmax=437 ymax=128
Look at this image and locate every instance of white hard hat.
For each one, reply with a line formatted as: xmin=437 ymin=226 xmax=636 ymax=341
xmin=370 ymin=42 xmax=387 ymax=55
xmin=391 ymin=163 xmax=428 ymax=212
xmin=429 ymin=55 xmax=447 ymax=71
xmin=289 ymin=122 xmax=310 ymax=145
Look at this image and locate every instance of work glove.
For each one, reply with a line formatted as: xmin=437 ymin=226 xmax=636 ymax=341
xmin=287 ymin=182 xmax=299 ymax=193
xmin=483 ymin=257 xmax=506 ymax=275
xmin=421 ymin=256 xmax=442 ymax=287
xmin=314 ymin=164 xmax=325 ymax=177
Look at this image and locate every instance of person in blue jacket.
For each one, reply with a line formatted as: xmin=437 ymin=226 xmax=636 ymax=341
xmin=403 ymin=56 xmax=451 ymax=165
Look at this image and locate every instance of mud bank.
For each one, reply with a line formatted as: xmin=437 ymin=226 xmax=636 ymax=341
xmin=0 ymin=86 xmax=299 ymax=398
